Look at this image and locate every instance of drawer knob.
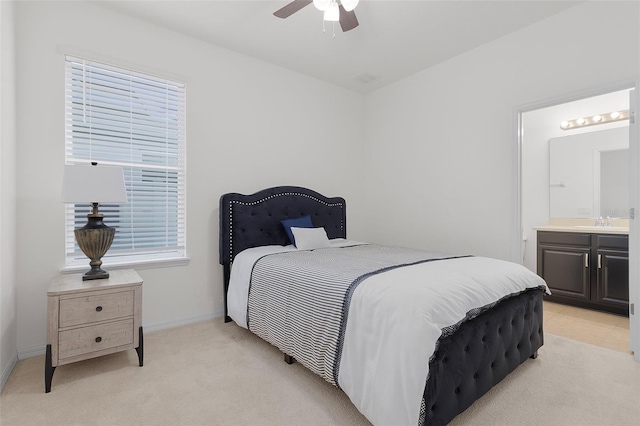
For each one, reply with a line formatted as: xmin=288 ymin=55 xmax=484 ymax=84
xmin=95 ymin=337 xmax=102 ymax=343
xmin=96 ymin=306 xmax=103 ymax=312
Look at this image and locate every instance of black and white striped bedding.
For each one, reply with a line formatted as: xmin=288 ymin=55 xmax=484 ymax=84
xmin=247 ymin=244 xmax=459 ymax=386
xmin=229 ymin=241 xmax=549 ymax=425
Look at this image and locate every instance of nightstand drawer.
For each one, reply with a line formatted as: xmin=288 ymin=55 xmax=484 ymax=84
xmin=59 ymin=290 xmax=134 ymax=328
xmin=46 ymin=270 xmax=144 ymax=392
xmin=58 ymin=319 xmax=134 ymax=360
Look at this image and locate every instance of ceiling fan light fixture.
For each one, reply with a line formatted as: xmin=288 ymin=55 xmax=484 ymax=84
xmin=313 ymin=0 xmax=331 ymax=11
xmin=341 ymin=0 xmax=360 ymax=12
xmin=324 ymin=2 xmax=339 ymax=22
xmin=273 ymin=0 xmax=360 ymax=32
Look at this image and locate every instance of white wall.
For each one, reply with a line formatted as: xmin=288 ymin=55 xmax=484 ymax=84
xmin=362 ymin=1 xmax=639 ymax=261
xmin=0 ymin=0 xmax=18 ymax=387
xmin=14 ymin=1 xmax=366 ymax=354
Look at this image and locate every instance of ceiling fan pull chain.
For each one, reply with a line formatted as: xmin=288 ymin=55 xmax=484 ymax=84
xmin=322 ymin=19 xmax=326 ymax=34
xmin=333 ymin=21 xmax=336 ymax=39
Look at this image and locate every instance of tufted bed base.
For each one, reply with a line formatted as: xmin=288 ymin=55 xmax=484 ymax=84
xmin=423 ymin=287 xmax=543 ymax=425
xmin=219 ymin=186 xmax=543 ymax=425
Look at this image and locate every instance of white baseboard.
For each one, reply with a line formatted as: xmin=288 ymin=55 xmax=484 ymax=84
xmin=18 ymin=345 xmax=45 ymax=360
xmin=1 ymin=352 xmax=18 ymax=391
xmin=143 ymin=311 xmax=222 ymax=334
xmin=13 ymin=311 xmax=225 ymax=363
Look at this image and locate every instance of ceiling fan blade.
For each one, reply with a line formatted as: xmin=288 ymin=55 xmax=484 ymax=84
xmin=274 ymin=0 xmax=313 ymax=19
xmin=339 ymin=5 xmax=359 ymax=32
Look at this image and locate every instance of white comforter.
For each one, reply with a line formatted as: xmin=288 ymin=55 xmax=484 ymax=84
xmin=228 ymin=241 xmax=549 ymax=426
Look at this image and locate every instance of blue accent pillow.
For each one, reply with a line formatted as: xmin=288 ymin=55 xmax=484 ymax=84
xmin=281 ymin=215 xmax=313 ymax=246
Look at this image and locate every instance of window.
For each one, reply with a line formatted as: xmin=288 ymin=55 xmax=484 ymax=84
xmin=64 ymin=56 xmax=187 ymax=268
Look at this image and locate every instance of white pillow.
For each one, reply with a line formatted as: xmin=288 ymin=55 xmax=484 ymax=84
xmin=291 ymin=227 xmax=330 ymax=250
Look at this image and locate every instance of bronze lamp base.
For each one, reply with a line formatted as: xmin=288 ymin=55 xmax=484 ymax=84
xmin=75 ymin=204 xmax=116 ymax=281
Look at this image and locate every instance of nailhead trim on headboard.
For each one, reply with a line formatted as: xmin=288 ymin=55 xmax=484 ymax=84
xmin=228 ymin=192 xmax=344 ymax=261
xmin=219 ymin=187 xmax=346 ymax=266
xmin=218 ymin=186 xmax=346 ymax=322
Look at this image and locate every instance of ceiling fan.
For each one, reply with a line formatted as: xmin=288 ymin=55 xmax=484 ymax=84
xmin=274 ymin=0 xmax=360 ymax=32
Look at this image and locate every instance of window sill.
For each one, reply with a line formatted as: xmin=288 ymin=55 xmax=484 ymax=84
xmin=60 ymin=256 xmax=190 ymax=274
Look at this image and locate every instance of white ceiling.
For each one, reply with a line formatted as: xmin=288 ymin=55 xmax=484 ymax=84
xmin=93 ymin=0 xmax=582 ymax=93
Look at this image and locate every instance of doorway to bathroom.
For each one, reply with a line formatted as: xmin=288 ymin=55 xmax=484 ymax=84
xmin=515 ymin=81 xmax=639 ymax=361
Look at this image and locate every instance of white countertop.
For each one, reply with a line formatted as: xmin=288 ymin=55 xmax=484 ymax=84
xmin=535 ymin=225 xmax=629 ymax=235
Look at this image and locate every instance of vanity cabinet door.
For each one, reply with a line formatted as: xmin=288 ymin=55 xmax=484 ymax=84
xmin=538 ymin=244 xmax=591 ymax=300
xmin=537 ymin=231 xmax=629 ymax=315
xmin=596 ymin=248 xmax=629 ymax=310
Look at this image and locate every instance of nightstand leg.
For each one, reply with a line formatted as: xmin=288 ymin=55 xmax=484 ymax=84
xmin=45 ymin=344 xmax=56 ymax=393
xmin=135 ymin=326 xmax=144 ymax=367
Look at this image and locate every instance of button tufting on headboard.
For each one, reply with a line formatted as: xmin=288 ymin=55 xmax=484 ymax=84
xmin=219 ymin=186 xmax=346 ymax=266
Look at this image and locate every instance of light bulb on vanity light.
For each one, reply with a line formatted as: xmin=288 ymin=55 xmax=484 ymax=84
xmin=576 ymin=117 xmax=586 ymax=125
xmin=560 ymin=121 xmax=570 ymax=129
xmin=592 ymin=115 xmax=602 ymax=122
xmin=611 ymin=111 xmax=621 ymax=119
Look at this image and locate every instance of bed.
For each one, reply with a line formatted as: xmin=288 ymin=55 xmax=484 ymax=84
xmin=219 ymin=186 xmax=547 ymax=426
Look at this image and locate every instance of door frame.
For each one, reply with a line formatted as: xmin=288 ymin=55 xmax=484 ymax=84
xmin=512 ymin=78 xmax=639 ymax=361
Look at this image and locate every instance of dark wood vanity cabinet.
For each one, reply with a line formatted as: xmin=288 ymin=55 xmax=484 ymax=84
xmin=537 ymin=231 xmax=629 ymax=315
xmin=595 ymin=238 xmax=629 ymax=309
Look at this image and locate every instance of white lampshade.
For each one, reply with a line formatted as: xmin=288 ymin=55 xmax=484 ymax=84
xmin=62 ymin=164 xmax=127 ymax=204
xmin=341 ymin=0 xmax=359 ymax=12
xmin=313 ymin=0 xmax=331 ymax=11
xmin=324 ymin=1 xmax=339 ymax=21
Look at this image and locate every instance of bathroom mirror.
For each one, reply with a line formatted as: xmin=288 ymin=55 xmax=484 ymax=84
xmin=549 ymin=126 xmax=629 ymax=219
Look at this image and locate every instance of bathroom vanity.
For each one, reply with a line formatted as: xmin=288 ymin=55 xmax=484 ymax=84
xmin=537 ymin=226 xmax=629 ymax=316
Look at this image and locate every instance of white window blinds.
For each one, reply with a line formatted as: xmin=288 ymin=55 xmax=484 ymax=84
xmin=64 ymin=56 xmax=187 ymax=268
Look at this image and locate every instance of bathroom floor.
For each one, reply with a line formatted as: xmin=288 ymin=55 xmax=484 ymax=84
xmin=544 ymin=301 xmax=630 ymax=353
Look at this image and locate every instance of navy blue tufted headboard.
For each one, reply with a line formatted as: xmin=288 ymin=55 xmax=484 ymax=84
xmin=219 ymin=186 xmax=346 ymax=320
xmin=219 ymin=186 xmax=346 ymax=265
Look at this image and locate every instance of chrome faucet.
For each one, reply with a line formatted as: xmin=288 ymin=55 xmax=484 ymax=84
xmin=595 ymin=216 xmax=612 ymax=227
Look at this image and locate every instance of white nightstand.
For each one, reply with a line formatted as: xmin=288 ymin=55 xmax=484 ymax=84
xmin=45 ymin=269 xmax=143 ymax=393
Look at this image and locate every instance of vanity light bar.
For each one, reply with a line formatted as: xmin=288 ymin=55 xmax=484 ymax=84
xmin=560 ymin=109 xmax=629 ymax=130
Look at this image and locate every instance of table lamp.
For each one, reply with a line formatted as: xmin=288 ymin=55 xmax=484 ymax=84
xmin=62 ymin=163 xmax=127 ymax=280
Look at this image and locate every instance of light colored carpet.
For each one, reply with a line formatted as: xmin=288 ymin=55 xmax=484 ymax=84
xmin=1 ymin=320 xmax=638 ymax=425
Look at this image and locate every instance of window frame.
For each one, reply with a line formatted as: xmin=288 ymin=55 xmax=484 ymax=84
xmin=63 ymin=56 xmax=188 ymax=271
